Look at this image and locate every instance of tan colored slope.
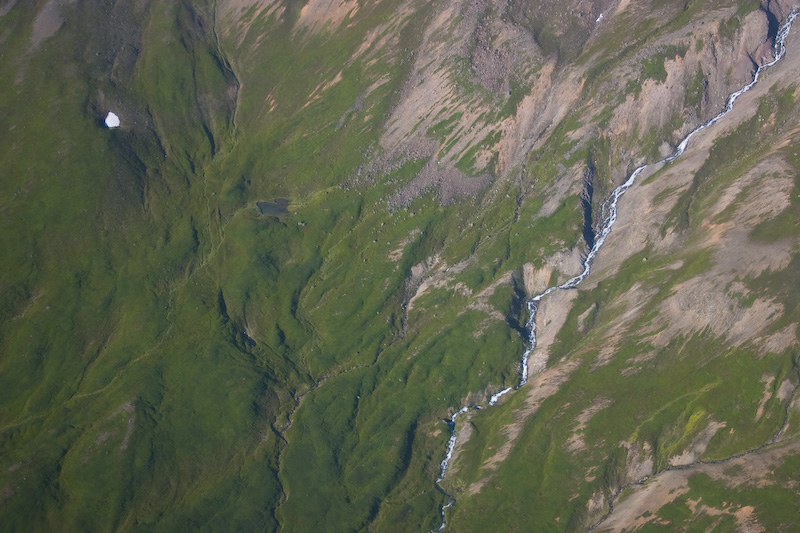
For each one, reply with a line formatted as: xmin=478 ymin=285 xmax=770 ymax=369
xmin=599 ymin=434 xmax=800 ymax=532
xmin=444 ymin=4 xmax=800 ymax=522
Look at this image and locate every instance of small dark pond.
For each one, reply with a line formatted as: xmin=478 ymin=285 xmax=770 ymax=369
xmin=257 ymin=198 xmax=290 ymax=215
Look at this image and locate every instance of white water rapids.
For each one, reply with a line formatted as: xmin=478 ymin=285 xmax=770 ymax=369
xmin=431 ymin=10 xmax=798 ymax=532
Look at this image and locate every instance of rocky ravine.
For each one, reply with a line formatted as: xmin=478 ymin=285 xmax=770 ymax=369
xmin=433 ymin=2 xmax=800 ymax=531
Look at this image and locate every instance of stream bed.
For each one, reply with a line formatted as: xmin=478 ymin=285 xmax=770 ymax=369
xmin=430 ymin=10 xmax=799 ymax=532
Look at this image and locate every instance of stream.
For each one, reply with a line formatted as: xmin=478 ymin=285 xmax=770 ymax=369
xmin=431 ymin=10 xmax=799 ymax=532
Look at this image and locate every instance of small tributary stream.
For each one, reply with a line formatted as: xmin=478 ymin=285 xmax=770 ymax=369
xmin=431 ymin=10 xmax=799 ymax=532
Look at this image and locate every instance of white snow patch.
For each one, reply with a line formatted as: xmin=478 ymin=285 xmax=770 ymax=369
xmin=105 ymin=112 xmax=120 ymax=129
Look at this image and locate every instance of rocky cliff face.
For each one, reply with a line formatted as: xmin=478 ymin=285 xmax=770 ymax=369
xmin=217 ymin=0 xmax=795 ymax=211
xmin=2 ymin=0 xmax=800 ymax=531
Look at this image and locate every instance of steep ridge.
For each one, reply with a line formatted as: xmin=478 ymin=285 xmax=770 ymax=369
xmin=440 ymin=5 xmax=800 ymax=531
xmin=431 ymin=11 xmax=799 ymax=531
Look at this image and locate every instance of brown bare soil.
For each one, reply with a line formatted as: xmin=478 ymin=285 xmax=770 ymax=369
xmin=584 ymin=27 xmax=800 ymax=362
xmin=565 ymin=397 xmax=613 ymax=454
xmin=600 ymin=438 xmax=800 ymax=531
xmin=296 ymin=0 xmax=359 ymax=35
xmin=0 ymin=0 xmax=17 ymax=17
xmin=29 ymin=0 xmax=74 ymax=52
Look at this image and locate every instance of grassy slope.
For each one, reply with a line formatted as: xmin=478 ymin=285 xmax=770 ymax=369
xmin=0 ymin=0 xmax=535 ymax=530
xmin=1 ymin=0 xmax=799 ymax=531
xmin=445 ymin=29 xmax=800 ymax=533
xmin=0 ymin=1 xmax=287 ymax=530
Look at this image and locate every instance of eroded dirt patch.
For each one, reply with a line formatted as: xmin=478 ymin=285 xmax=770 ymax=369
xmin=599 ymin=438 xmax=800 ymax=531
xmin=0 ymin=0 xmax=18 ymax=17
xmin=30 ymin=0 xmax=74 ymax=52
xmin=565 ymin=397 xmax=613 ymax=454
xmin=296 ymin=0 xmax=359 ymax=35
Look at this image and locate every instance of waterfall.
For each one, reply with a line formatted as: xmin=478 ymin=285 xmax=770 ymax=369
xmin=430 ymin=10 xmax=798 ymax=532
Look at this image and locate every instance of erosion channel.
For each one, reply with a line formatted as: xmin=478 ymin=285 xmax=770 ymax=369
xmin=430 ymin=9 xmax=800 ymax=532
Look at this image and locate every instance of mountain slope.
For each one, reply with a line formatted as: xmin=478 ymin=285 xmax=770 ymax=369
xmin=1 ymin=0 xmax=799 ymax=531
